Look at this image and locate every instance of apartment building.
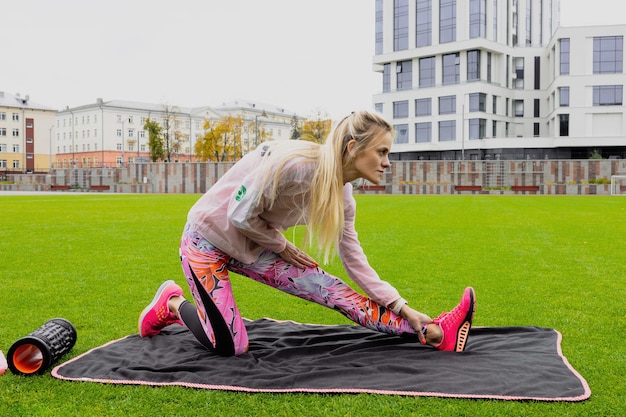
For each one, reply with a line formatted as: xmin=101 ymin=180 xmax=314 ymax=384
xmin=55 ymin=99 xmax=299 ymax=168
xmin=0 ymin=92 xmax=56 ymax=173
xmin=373 ymin=0 xmax=626 ymax=160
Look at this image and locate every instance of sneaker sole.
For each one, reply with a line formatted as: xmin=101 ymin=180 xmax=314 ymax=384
xmin=455 ymin=287 xmax=476 ymax=352
xmin=138 ymin=280 xmax=177 ymax=337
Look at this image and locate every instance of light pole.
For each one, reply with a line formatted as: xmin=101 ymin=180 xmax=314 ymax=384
xmin=461 ymin=103 xmax=465 ymax=161
xmin=118 ymin=116 xmax=130 ymax=167
xmin=49 ymin=125 xmax=54 ymax=171
xmin=254 ymin=110 xmax=268 ymax=149
xmin=121 ymin=118 xmax=125 ymax=167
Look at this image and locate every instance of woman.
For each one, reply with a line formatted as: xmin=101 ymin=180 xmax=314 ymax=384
xmin=138 ymin=110 xmax=475 ymax=356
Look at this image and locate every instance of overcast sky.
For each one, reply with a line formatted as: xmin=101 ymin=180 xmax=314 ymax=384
xmin=3 ymin=0 xmax=625 ymax=119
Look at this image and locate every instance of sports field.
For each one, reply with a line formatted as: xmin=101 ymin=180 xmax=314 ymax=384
xmin=1 ymin=194 xmax=624 ymax=416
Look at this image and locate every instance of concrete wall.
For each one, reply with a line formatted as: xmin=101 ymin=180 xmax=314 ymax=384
xmin=2 ymin=159 xmax=625 ymax=195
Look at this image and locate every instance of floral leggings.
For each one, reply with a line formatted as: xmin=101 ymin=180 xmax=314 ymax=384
xmin=179 ymin=223 xmax=416 ymax=356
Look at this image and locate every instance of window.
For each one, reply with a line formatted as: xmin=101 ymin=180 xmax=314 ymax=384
xmin=442 ymin=53 xmax=460 ymax=85
xmin=525 ymin=0 xmax=532 ymax=45
xmin=396 ymin=60 xmax=413 ymax=90
xmin=559 ymin=114 xmax=569 ymax=136
xmin=375 ymin=103 xmax=384 ymax=113
xmin=0 ymin=160 xmax=6 ymax=168
xmin=440 ymin=0 xmax=456 ymax=43
xmin=393 ymin=101 xmax=409 ymax=118
xmin=415 ymin=98 xmax=432 ymax=116
xmin=559 ymin=38 xmax=570 ymax=75
xmin=492 ymin=120 xmax=497 ymax=137
xmin=492 ymin=95 xmax=498 ymax=114
xmin=383 ymin=63 xmax=391 ymax=92
xmin=12 ymin=113 xmax=19 ymax=121
xmin=394 ymin=124 xmax=409 ymax=144
xmin=559 ymin=87 xmax=570 ymax=107
xmin=0 ymin=144 xmax=6 ymax=151
xmin=513 ymin=57 xmax=524 ymax=89
xmin=12 ymin=129 xmax=19 ymax=137
xmin=467 ymin=50 xmax=481 ymax=81
xmin=593 ymin=85 xmax=623 ymax=106
xmin=469 ymin=93 xmax=486 ymax=112
xmin=534 ymin=123 xmax=540 ymax=137
xmin=117 ymin=129 xmax=122 ymax=137
xmin=415 ymin=122 xmax=432 ymax=143
xmin=514 ymin=100 xmax=524 ymax=117
xmin=0 ymin=128 xmax=6 ymax=136
xmin=375 ymin=0 xmax=383 ymax=54
xmin=469 ymin=118 xmax=486 ymax=139
xmin=593 ymin=36 xmax=623 ymax=74
xmin=416 ymin=0 xmax=432 ymax=47
xmin=492 ymin=0 xmax=498 ymax=40
xmin=419 ymin=57 xmax=436 ymax=87
xmin=117 ymin=143 xmax=122 ymax=151
xmin=393 ymin=0 xmax=409 ymax=51
xmin=13 ymin=160 xmax=19 ymax=169
xmin=534 ymin=99 xmax=540 ymax=118
xmin=469 ymin=0 xmax=486 ymax=39
xmin=439 ymin=95 xmax=456 ymax=114
xmin=0 ymin=112 xmax=5 ymax=121
xmin=438 ymin=120 xmax=456 ymax=142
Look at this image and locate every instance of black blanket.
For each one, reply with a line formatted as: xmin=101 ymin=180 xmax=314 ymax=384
xmin=52 ymin=318 xmax=590 ymax=401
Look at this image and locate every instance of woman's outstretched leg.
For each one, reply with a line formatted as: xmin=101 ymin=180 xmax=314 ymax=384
xmin=227 ymin=249 xmax=475 ymax=351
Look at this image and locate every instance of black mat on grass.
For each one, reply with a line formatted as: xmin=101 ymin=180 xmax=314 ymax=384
xmin=52 ymin=318 xmax=590 ymax=401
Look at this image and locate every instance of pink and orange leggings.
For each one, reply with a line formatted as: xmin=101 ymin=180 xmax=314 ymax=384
xmin=179 ymin=224 xmax=417 ymax=356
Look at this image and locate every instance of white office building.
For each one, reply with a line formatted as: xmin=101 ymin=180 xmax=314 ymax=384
xmin=55 ymin=99 xmax=298 ymax=168
xmin=373 ymin=0 xmax=626 ymax=160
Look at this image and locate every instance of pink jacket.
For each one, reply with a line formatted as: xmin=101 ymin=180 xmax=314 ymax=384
xmin=187 ymin=144 xmax=400 ymax=307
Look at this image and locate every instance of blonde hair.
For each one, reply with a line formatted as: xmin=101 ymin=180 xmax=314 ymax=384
xmin=256 ymin=110 xmax=393 ymax=263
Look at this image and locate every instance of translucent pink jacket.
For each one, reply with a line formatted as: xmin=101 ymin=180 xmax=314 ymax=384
xmin=187 ymin=144 xmax=400 ymax=307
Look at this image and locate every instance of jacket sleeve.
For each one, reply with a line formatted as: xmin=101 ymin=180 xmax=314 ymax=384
xmin=337 ymin=184 xmax=401 ymax=307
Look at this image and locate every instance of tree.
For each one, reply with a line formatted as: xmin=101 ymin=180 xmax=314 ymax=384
xmin=161 ymin=104 xmax=184 ymax=162
xmin=290 ymin=114 xmax=301 ymax=139
xmin=299 ymin=110 xmax=332 ymax=143
xmin=195 ymin=115 xmax=246 ymax=162
xmin=143 ymin=118 xmax=164 ymax=162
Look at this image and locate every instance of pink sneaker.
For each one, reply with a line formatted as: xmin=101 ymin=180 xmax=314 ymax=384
xmin=433 ymin=287 xmax=476 ymax=352
xmin=138 ymin=280 xmax=184 ymax=337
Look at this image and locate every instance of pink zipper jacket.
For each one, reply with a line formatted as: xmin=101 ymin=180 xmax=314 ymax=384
xmin=187 ymin=143 xmax=401 ymax=307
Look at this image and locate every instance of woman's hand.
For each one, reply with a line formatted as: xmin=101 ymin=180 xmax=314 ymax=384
xmin=398 ymin=304 xmax=432 ymax=345
xmin=278 ymin=241 xmax=318 ymax=269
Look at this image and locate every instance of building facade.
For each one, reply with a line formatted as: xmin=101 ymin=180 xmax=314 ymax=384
xmin=0 ymin=92 xmax=56 ymax=173
xmin=373 ymin=0 xmax=626 ymax=160
xmin=55 ymin=99 xmax=299 ymax=168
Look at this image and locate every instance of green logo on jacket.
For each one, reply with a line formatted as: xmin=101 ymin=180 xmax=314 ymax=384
xmin=235 ymin=185 xmax=247 ymax=202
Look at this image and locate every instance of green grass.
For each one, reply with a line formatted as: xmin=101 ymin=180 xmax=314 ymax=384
xmin=1 ymin=194 xmax=624 ymax=417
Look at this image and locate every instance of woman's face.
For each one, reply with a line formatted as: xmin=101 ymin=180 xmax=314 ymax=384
xmin=343 ymin=131 xmax=392 ymax=184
